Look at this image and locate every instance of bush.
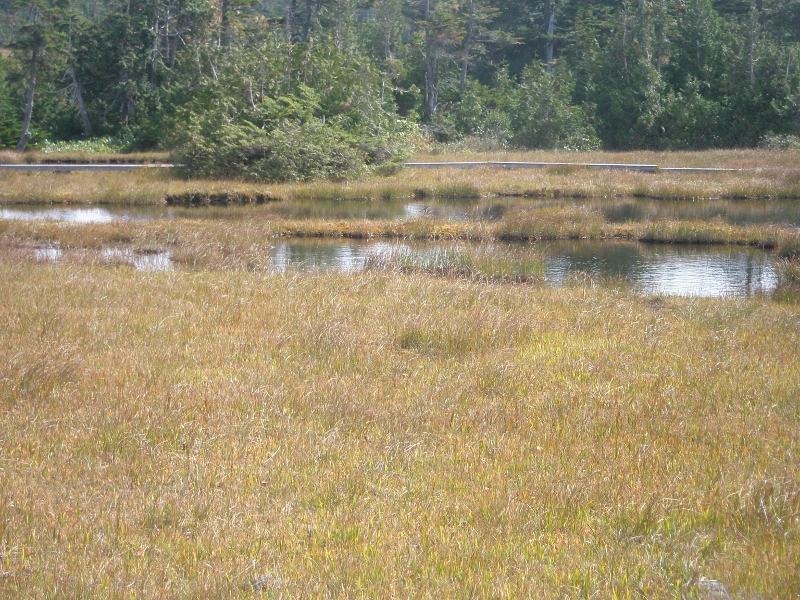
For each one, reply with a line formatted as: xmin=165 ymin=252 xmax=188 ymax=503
xmin=39 ymin=137 xmax=129 ymax=154
xmin=759 ymin=133 xmax=800 ymax=151
xmin=509 ymin=64 xmax=598 ymax=151
xmin=174 ymin=120 xmax=367 ymax=182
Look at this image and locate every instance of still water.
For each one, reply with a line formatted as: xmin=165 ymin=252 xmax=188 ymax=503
xmin=21 ymin=237 xmax=778 ymax=297
xmin=264 ymin=240 xmax=777 ymax=298
xmin=3 ymin=197 xmax=800 ymax=226
xmin=3 ymin=201 xmax=787 ymax=298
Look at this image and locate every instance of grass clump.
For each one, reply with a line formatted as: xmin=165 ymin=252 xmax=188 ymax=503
xmin=365 ymin=244 xmax=545 ymax=283
xmin=774 ymin=254 xmax=800 ymax=303
xmin=497 ymin=205 xmax=605 ymax=241
xmin=638 ymin=220 xmax=781 ymax=248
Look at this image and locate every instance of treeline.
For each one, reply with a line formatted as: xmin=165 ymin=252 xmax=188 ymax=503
xmin=1 ymin=0 xmax=799 ymax=160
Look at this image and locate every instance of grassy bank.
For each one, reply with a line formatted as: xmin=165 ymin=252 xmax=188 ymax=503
xmin=1 ymin=149 xmax=799 ymax=205
xmin=0 ymin=149 xmax=171 ymax=165
xmin=0 ymin=257 xmax=798 ymax=598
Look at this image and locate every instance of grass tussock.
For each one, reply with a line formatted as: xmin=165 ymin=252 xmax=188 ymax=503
xmin=1 ymin=149 xmax=799 ymax=205
xmin=773 ymin=257 xmax=800 ymax=303
xmin=497 ymin=205 xmax=605 ymax=240
xmin=0 ymin=260 xmax=798 ymax=598
xmin=638 ymin=219 xmax=782 ymax=248
xmin=364 ymin=244 xmax=546 ymax=283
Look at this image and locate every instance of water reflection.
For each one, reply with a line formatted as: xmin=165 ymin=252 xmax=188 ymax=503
xmin=268 ymin=239 xmax=779 ymax=298
xmin=10 ymin=237 xmax=780 ymax=297
xmin=34 ymin=246 xmax=63 ymax=261
xmin=4 ymin=197 xmax=800 ymax=226
xmin=101 ymin=248 xmax=173 ymax=271
xmin=270 ymin=242 xmax=373 ymax=274
xmin=542 ymin=240 xmax=777 ymax=298
xmin=2 ymin=207 xmax=127 ymax=223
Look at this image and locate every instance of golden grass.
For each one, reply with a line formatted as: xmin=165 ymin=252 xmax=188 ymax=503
xmin=0 ymin=255 xmax=798 ymax=598
xmin=1 ymin=149 xmax=799 ymax=205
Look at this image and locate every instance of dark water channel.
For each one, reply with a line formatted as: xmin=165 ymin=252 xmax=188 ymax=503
xmin=2 ymin=199 xmax=790 ymax=297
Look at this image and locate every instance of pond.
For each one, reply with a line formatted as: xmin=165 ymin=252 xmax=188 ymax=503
xmin=266 ymin=240 xmax=779 ymax=298
xmin=3 ymin=196 xmax=800 ymax=227
xmin=17 ymin=237 xmax=778 ymax=298
xmin=1 ymin=200 xmax=789 ymax=298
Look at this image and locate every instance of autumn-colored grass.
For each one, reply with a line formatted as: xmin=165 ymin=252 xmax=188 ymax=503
xmin=0 ymin=252 xmax=798 ymax=598
xmin=1 ymin=149 xmax=800 ymax=205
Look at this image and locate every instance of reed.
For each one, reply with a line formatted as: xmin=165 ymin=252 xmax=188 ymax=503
xmin=0 ymin=257 xmax=798 ymax=598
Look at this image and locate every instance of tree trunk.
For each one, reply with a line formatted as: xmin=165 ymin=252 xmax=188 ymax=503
xmin=749 ymin=3 xmax=757 ymax=87
xmin=460 ymin=0 xmax=475 ymax=88
xmin=622 ymin=6 xmax=629 ymax=75
xmin=286 ymin=1 xmax=296 ymax=41
xmin=220 ymin=0 xmax=231 ymax=51
xmin=655 ymin=0 xmax=665 ymax=72
xmin=544 ymin=0 xmax=555 ymax=73
xmin=16 ymin=41 xmax=39 ymax=152
xmin=151 ymin=14 xmax=159 ymax=85
xmin=67 ymin=20 xmax=92 ymax=137
xmin=423 ymin=0 xmax=440 ymax=117
xmin=71 ymin=65 xmax=92 ymax=137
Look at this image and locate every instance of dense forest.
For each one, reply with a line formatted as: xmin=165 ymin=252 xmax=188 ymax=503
xmin=0 ymin=0 xmax=799 ymax=174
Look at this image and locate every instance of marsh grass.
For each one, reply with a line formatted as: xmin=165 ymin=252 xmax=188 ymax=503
xmin=0 ymin=258 xmax=798 ymax=598
xmin=1 ymin=149 xmax=799 ymax=205
xmin=496 ymin=205 xmax=606 ymax=240
xmin=364 ymin=244 xmax=546 ymax=283
xmin=774 ymin=257 xmax=800 ymax=303
xmin=3 ymin=204 xmax=797 ymax=259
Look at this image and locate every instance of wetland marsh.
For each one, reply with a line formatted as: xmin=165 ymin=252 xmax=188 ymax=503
xmin=1 ymin=152 xmax=799 ymax=598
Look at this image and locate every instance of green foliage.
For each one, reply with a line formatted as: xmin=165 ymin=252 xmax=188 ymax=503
xmin=652 ymin=77 xmax=725 ymax=149
xmin=509 ymin=63 xmax=598 ymax=151
xmin=0 ymin=57 xmax=20 ymax=148
xmin=759 ymin=133 xmax=800 ymax=151
xmin=39 ymin=136 xmax=128 ymax=153
xmin=2 ymin=0 xmax=800 ymax=160
xmin=174 ymin=119 xmax=367 ymax=182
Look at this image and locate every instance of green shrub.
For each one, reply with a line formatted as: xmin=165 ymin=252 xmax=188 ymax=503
xmin=509 ymin=64 xmax=598 ymax=151
xmin=759 ymin=133 xmax=800 ymax=151
xmin=40 ymin=137 xmax=128 ymax=154
xmin=174 ymin=119 xmax=379 ymax=182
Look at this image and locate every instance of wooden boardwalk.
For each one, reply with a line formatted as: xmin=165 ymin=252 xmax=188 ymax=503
xmin=404 ymin=161 xmax=741 ymax=173
xmin=0 ymin=162 xmax=741 ymax=174
xmin=0 ymin=164 xmax=173 ymax=172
